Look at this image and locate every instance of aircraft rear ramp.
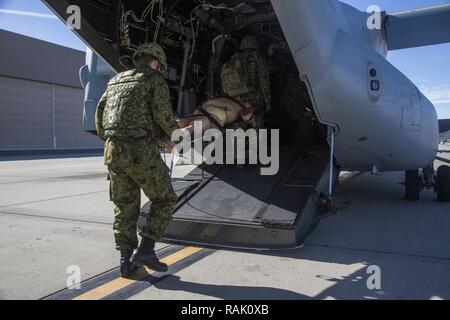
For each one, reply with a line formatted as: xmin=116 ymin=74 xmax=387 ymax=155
xmin=142 ymin=146 xmax=335 ymax=250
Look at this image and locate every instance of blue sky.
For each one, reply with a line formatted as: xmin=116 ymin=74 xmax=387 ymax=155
xmin=0 ymin=0 xmax=449 ymax=118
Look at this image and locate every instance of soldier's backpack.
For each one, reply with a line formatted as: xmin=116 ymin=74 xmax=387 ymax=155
xmin=221 ymin=53 xmax=256 ymax=98
xmin=102 ymin=69 xmax=155 ymax=139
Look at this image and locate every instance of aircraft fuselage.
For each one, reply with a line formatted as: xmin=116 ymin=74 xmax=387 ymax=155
xmin=272 ymin=0 xmax=439 ymax=172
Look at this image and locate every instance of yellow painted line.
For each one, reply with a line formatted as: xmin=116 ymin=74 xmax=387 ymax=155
xmin=73 ymin=247 xmax=203 ymax=300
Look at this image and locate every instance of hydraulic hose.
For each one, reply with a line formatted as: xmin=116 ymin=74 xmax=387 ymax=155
xmin=158 ymin=0 xmax=183 ymax=45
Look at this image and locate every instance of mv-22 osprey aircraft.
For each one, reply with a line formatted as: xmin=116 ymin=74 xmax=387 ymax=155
xmin=43 ymin=0 xmax=450 ymax=250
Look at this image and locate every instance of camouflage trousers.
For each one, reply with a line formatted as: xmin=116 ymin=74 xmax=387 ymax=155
xmin=104 ymin=137 xmax=177 ymax=251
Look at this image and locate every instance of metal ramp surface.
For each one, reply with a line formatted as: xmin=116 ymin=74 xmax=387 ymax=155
xmin=142 ymin=146 xmax=333 ymax=250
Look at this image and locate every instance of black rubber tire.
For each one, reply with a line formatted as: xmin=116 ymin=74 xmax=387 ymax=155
xmin=405 ymin=170 xmax=421 ymax=201
xmin=436 ymin=166 xmax=450 ymax=203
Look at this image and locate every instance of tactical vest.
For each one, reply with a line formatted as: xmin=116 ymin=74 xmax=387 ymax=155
xmin=221 ymin=52 xmax=258 ymax=98
xmin=102 ymin=68 xmax=155 ymax=139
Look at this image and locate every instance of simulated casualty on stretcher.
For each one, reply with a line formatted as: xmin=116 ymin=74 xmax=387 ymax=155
xmin=178 ymin=97 xmax=254 ymax=134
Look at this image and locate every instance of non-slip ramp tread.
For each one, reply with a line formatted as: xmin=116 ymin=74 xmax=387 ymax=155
xmin=172 ymin=147 xmax=308 ymax=223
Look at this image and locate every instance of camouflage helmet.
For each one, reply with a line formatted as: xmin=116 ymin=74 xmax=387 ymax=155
xmin=133 ymin=43 xmax=168 ymax=76
xmin=240 ymin=36 xmax=259 ymax=51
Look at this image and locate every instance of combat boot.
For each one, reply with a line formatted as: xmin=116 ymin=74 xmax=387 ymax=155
xmin=120 ymin=249 xmax=137 ymax=278
xmin=131 ymin=237 xmax=168 ymax=272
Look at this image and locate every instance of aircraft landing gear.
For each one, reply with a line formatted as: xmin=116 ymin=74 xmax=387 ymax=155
xmin=436 ymin=166 xmax=450 ymax=202
xmin=405 ymin=170 xmax=421 ymax=201
xmin=404 ymin=164 xmax=450 ymax=203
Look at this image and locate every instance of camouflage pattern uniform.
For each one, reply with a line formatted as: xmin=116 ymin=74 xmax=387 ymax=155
xmin=221 ymin=36 xmax=271 ymax=129
xmin=96 ymin=43 xmax=178 ymax=251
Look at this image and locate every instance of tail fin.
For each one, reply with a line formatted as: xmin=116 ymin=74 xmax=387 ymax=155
xmin=386 ymin=4 xmax=450 ymax=50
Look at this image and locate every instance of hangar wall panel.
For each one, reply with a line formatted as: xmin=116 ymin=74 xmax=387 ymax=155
xmin=0 ymin=76 xmax=103 ymax=150
xmin=54 ymin=85 xmax=103 ymax=149
xmin=0 ymin=76 xmax=54 ymax=149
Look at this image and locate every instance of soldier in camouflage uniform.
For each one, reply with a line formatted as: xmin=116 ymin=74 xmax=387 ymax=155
xmin=96 ymin=43 xmax=179 ymax=277
xmin=221 ymin=36 xmax=271 ymax=129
